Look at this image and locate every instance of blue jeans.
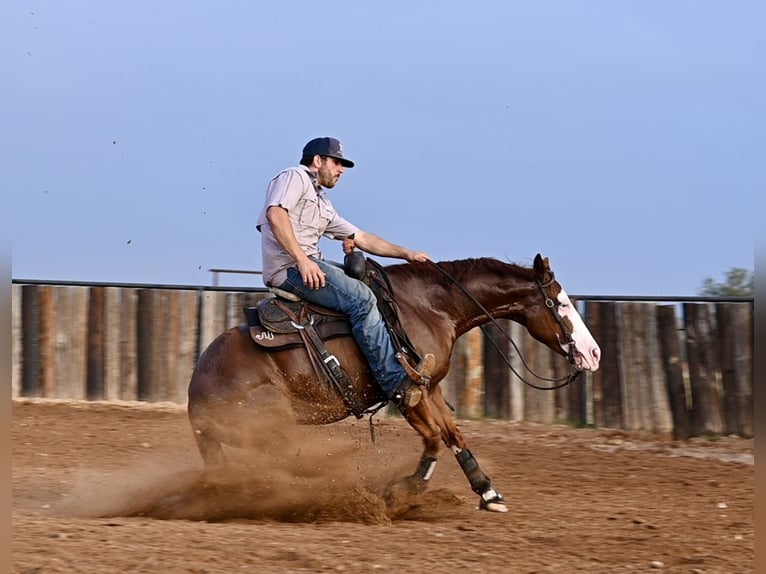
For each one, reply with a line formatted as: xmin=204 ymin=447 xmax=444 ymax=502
xmin=280 ymin=258 xmax=408 ymax=397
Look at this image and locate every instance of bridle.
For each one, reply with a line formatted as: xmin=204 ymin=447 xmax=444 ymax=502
xmin=535 ymin=273 xmax=580 ymax=369
xmin=430 ymin=261 xmax=582 ymax=391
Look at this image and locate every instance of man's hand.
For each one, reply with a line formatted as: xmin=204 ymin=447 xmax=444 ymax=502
xmin=405 ymin=250 xmax=430 ymax=263
xmin=342 ymin=235 xmax=356 ymax=254
xmin=297 ymin=257 xmax=326 ymax=289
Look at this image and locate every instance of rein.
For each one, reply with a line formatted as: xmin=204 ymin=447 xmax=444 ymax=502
xmin=429 ymin=261 xmax=582 ymax=391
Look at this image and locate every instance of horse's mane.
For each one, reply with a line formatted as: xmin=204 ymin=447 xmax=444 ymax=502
xmin=384 ymin=257 xmax=535 ymax=284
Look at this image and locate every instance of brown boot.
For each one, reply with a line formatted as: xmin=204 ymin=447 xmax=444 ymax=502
xmin=395 ymin=378 xmax=423 ymax=408
xmin=393 ymin=353 xmax=435 ymax=408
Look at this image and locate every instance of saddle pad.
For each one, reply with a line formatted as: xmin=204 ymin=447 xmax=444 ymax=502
xmin=245 ymin=325 xmax=304 ymax=350
xmin=243 ymin=321 xmax=353 ymax=350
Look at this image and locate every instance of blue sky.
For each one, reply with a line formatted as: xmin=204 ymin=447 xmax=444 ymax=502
xmin=4 ymin=1 xmax=761 ymax=295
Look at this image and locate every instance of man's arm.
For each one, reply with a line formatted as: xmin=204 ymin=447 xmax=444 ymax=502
xmin=352 ymin=230 xmax=430 ymax=262
xmin=266 ymin=206 xmax=327 ymax=289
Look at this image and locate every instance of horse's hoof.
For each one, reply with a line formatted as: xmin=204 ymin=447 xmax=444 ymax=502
xmin=479 ymin=489 xmax=508 ymax=513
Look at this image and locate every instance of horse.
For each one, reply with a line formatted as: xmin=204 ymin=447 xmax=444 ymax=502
xmin=187 ymin=254 xmax=601 ymax=513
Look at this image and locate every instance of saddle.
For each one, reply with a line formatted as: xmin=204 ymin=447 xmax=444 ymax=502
xmin=243 ymin=297 xmax=351 ymax=349
xmin=241 ymin=257 xmax=423 ymax=417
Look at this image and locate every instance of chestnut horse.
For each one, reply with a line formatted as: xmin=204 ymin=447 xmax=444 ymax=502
xmin=187 ymin=254 xmax=601 ymax=513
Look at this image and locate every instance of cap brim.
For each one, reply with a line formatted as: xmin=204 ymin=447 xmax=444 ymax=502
xmin=329 ymin=154 xmax=354 ymax=168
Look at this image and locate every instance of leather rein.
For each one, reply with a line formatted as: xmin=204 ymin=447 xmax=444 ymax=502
xmin=429 ymin=261 xmax=582 ymax=391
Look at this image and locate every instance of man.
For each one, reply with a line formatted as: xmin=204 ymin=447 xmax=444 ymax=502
xmin=256 ymin=137 xmax=432 ymax=411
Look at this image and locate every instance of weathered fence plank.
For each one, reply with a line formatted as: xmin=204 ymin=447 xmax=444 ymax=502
xmin=643 ymin=303 xmax=673 ymax=433
xmin=39 ymin=286 xmax=55 ymax=397
xmin=175 ymin=290 xmax=201 ymax=403
xmin=54 ymin=286 xmax=88 ymax=399
xmin=625 ymin=303 xmax=644 ymax=429
xmin=86 ymin=287 xmax=106 ymax=400
xmin=442 ymin=333 xmax=465 ymax=413
xmin=619 ymin=303 xmax=644 ymax=430
xmin=520 ymin=325 xmax=539 ymax=422
xmin=589 ymin=301 xmax=622 ymax=428
xmin=684 ymin=303 xmax=724 ymax=435
xmin=20 ymin=285 xmax=41 ymax=397
xmin=657 ymin=305 xmax=690 ymax=440
xmin=12 ymin=284 xmax=22 ymax=397
xmin=199 ymin=290 xmax=228 ymax=352
xmin=136 ymin=289 xmax=153 ymax=401
xmin=443 ymin=329 xmax=483 ymax=417
xmin=522 ymin=335 xmax=556 ymax=423
xmin=734 ymin=304 xmax=753 ymax=437
xmin=717 ymin=303 xmax=753 ymax=437
xmin=555 ymin=346 xmax=583 ymax=426
xmin=137 ymin=289 xmax=164 ymax=401
xmin=118 ymin=288 xmax=138 ymax=400
xmin=482 ymin=321 xmax=510 ymax=419
xmin=104 ymin=288 xmax=121 ymax=400
xmin=226 ymin=292 xmax=244 ymax=329
xmin=462 ymin=328 xmax=483 ymax=418
xmin=586 ymin=301 xmax=604 ymax=426
xmin=104 ymin=287 xmax=137 ymax=400
xmin=164 ymin=291 xmax=181 ymax=402
xmin=508 ymin=321 xmax=525 ymax=421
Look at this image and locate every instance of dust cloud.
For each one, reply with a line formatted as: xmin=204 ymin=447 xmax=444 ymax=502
xmin=54 ymin=418 xmax=461 ymax=525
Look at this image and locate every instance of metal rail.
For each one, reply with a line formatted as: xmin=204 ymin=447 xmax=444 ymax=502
xmin=10 ymin=277 xmax=753 ymax=304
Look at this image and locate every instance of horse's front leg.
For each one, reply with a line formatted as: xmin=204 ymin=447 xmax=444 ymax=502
xmin=430 ymin=386 xmax=509 ymax=513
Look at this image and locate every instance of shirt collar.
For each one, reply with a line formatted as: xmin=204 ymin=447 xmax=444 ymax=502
xmin=304 ymin=168 xmax=324 ymax=193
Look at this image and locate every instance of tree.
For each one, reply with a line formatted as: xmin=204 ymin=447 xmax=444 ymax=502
xmin=699 ymin=267 xmax=754 ymax=296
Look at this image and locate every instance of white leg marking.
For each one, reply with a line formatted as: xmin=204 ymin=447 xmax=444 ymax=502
xmin=423 ymin=460 xmax=437 ymax=481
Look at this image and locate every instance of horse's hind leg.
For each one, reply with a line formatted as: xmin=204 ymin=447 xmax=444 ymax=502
xmin=430 ymin=387 xmax=508 ymax=513
xmin=192 ymin=427 xmax=227 ymax=467
xmin=188 ymin=400 xmax=227 ymax=467
xmin=188 ymin=383 xmax=297 ymax=468
xmin=382 ymin=403 xmax=443 ymax=507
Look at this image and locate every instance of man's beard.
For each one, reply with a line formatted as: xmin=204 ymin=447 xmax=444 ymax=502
xmin=317 ymin=165 xmax=338 ymax=188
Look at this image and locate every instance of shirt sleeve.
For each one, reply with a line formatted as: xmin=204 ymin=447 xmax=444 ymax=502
xmin=255 ymin=169 xmax=307 ymax=231
xmin=323 ymin=211 xmax=360 ymax=240
xmin=264 ymin=170 xmax=306 ymax=212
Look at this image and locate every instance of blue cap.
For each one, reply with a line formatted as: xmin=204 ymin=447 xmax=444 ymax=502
xmin=301 ymin=137 xmax=354 ymax=168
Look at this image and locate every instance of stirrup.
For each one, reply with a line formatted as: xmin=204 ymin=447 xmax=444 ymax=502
xmin=396 ymin=352 xmax=435 ymax=385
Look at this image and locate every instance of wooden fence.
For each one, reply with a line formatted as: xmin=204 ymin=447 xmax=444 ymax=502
xmin=11 ymin=282 xmax=753 ymax=438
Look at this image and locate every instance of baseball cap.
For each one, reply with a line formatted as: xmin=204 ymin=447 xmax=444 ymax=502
xmin=301 ymin=137 xmax=355 ymax=168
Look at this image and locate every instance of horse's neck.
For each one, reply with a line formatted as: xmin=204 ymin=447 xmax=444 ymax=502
xmin=447 ymin=276 xmax=534 ymax=336
xmin=392 ymin=259 xmax=536 ymax=338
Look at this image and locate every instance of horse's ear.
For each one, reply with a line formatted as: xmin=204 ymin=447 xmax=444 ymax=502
xmin=533 ymin=253 xmax=552 ymax=280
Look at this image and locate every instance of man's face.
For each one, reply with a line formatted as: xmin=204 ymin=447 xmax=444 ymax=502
xmin=316 ymin=156 xmax=345 ymax=188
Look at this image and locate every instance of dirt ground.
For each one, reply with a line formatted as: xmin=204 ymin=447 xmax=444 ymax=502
xmin=12 ymin=399 xmax=753 ymax=574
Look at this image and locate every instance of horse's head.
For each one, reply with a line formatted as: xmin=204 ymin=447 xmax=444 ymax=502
xmin=526 ymin=254 xmax=601 ymax=372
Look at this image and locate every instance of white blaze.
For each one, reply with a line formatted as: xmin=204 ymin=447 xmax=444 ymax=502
xmin=557 ymin=288 xmax=601 ymax=371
